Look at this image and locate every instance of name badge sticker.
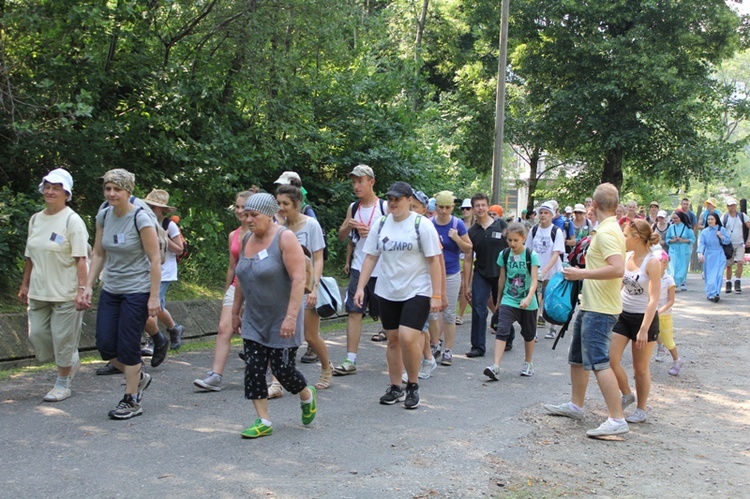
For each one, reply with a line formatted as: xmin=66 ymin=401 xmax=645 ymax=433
xmin=113 ymin=234 xmax=127 ymax=245
xmin=50 ymin=232 xmax=65 ymax=245
xmin=492 ymin=231 xmax=503 ymax=239
xmin=257 ymin=249 xmax=269 ymax=260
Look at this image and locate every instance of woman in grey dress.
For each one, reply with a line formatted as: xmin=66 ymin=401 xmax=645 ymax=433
xmin=231 ymin=193 xmax=318 ymax=438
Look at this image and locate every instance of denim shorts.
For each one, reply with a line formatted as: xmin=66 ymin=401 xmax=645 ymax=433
xmin=568 ymin=310 xmax=618 ymax=371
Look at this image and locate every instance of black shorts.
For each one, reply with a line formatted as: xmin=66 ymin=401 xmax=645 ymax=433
xmin=495 ymin=304 xmax=537 ymax=342
xmin=345 ymin=269 xmax=380 ymax=318
xmin=612 ymin=310 xmax=659 ymax=342
xmin=377 ymin=295 xmax=431 ymax=331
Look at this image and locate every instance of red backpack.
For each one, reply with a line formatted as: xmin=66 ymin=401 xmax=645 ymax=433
xmin=568 ymin=235 xmax=592 ymax=269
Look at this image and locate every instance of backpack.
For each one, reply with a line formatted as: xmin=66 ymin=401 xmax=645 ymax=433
xmin=567 ymin=235 xmax=592 ymax=269
xmin=501 ymin=247 xmax=532 ymax=273
xmin=543 ymin=272 xmax=580 ymax=330
xmin=349 ymin=199 xmax=386 ymax=244
xmin=531 ymin=224 xmax=565 ymax=262
xmin=100 ymin=196 xmax=168 ymax=265
xmin=722 ymin=213 xmax=749 ymax=243
xmin=163 ymin=216 xmax=190 ymax=263
xmin=376 ymin=214 xmax=423 ymax=252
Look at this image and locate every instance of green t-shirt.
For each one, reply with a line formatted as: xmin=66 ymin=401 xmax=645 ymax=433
xmin=497 ymin=249 xmax=540 ymax=311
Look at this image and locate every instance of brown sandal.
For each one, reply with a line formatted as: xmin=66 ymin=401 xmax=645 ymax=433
xmin=371 ymin=330 xmax=387 ymax=342
xmin=315 ymin=362 xmax=334 ymax=389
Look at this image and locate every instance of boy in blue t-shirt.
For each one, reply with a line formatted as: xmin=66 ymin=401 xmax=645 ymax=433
xmin=484 ymin=223 xmax=540 ymax=380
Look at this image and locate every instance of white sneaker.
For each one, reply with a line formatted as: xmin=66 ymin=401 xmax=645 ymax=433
xmin=621 ymin=393 xmax=636 ymax=410
xmin=520 ymin=362 xmax=534 ymax=377
xmin=418 ymin=358 xmax=438 ymax=379
xmin=543 ymin=402 xmax=584 ymax=420
xmin=586 ymin=419 xmax=629 ymax=437
xmin=654 ymin=344 xmax=668 ymax=362
xmin=626 ymin=408 xmax=648 ymax=423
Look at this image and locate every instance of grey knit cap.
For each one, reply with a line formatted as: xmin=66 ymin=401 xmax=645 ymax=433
xmin=244 ymin=192 xmax=279 ymax=216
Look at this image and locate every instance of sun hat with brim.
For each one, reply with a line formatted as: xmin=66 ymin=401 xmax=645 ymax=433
xmin=385 ymin=181 xmax=414 ymax=199
xmin=244 ymin=192 xmax=279 ymax=217
xmin=461 ymin=198 xmax=472 ymax=209
xmin=573 ymin=203 xmax=586 ymax=213
xmin=101 ymin=169 xmax=135 ymax=193
xmin=538 ymin=202 xmax=555 ymax=214
xmin=144 ymin=189 xmax=175 ymax=211
xmin=705 ymin=197 xmax=718 ymax=207
xmin=349 ymin=164 xmax=375 ymax=178
xmin=274 ymin=171 xmax=301 ymax=185
xmin=650 ymin=201 xmax=659 ymax=207
xmin=39 ymin=168 xmax=74 ymax=202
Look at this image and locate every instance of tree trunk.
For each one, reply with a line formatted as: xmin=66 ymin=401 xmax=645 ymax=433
xmin=601 ymin=148 xmax=623 ymax=190
xmin=412 ymin=0 xmax=429 ymax=112
xmin=526 ymin=148 xmax=540 ymax=214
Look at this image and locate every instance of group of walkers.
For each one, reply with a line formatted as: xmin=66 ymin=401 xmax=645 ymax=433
xmin=18 ymin=165 xmax=747 ymax=440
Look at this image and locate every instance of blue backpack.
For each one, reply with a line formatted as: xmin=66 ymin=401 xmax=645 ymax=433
xmin=543 ymin=271 xmax=582 ymax=350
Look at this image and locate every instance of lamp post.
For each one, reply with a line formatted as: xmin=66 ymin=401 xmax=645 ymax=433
xmin=491 ymin=0 xmax=511 ymax=204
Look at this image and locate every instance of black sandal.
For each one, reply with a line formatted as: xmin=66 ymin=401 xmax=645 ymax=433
xmin=371 ymin=330 xmax=387 ymax=342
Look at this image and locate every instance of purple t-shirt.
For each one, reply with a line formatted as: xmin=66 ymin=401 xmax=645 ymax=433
xmin=432 ymin=216 xmax=468 ymax=275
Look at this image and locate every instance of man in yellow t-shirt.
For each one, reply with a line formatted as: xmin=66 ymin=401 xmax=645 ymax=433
xmin=544 ymin=183 xmax=629 ymax=438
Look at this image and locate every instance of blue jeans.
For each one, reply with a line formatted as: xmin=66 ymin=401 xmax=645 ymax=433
xmin=470 ymin=272 xmax=497 ymax=353
xmin=568 ymin=310 xmax=617 ymax=371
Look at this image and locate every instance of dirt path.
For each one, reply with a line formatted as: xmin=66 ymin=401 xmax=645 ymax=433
xmin=1 ymin=274 xmax=748 ymax=497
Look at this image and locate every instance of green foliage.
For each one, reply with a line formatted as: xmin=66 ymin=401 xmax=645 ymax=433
xmin=0 ymin=188 xmax=41 ymax=292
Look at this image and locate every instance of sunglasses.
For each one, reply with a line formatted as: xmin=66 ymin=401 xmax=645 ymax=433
xmin=461 ymin=207 xmax=472 ymax=211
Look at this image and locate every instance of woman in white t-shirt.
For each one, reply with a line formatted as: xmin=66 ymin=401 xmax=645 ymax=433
xmin=277 ymin=184 xmax=333 ymax=390
xmin=355 ymin=182 xmax=442 ymax=410
xmin=19 ymin=168 xmax=89 ymax=402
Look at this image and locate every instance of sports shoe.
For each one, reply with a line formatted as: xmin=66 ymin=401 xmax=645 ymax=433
xmin=455 ymin=316 xmax=464 ymax=325
xmin=465 ymin=348 xmax=484 ymax=358
xmin=654 ymin=344 xmax=668 ymax=362
xmin=379 ymin=385 xmax=405 ymax=405
xmin=626 ymin=408 xmax=648 ymax=423
xmin=430 ymin=342 xmax=441 ymax=360
xmin=537 ymin=316 xmax=546 ymax=327
xmin=194 ymin=371 xmax=223 ymax=391
xmin=726 ymin=281 xmax=733 ymax=294
xmin=543 ymin=402 xmax=584 ymax=420
xmin=151 ymin=332 xmax=169 ymax=368
xmin=545 ymin=327 xmax=556 ymax=339
xmin=735 ymin=280 xmax=742 ymax=294
xmin=440 ymin=349 xmax=453 ymax=366
xmin=108 ymin=394 xmax=143 ymax=420
xmin=137 ymin=372 xmax=152 ymax=402
xmin=301 ymin=386 xmax=317 ymax=425
xmin=168 ymin=324 xmax=185 ymax=350
xmin=668 ymin=358 xmax=684 ymax=376
xmin=43 ymin=386 xmax=71 ymax=402
xmin=484 ymin=364 xmax=500 ymax=381
xmin=241 ymin=418 xmax=273 ymax=438
xmin=140 ymin=338 xmax=154 ymax=357
xmin=300 ymin=346 xmax=319 ymax=364
xmin=586 ymin=419 xmax=629 ymax=437
xmin=268 ymin=380 xmax=283 ymax=399
xmin=520 ymin=362 xmax=534 ymax=377
xmin=418 ymin=358 xmax=438 ymax=379
xmin=621 ymin=393 xmax=636 ymax=410
xmin=404 ymin=382 xmax=420 ymax=409
xmin=680 ymin=283 xmax=687 ymax=292
xmin=96 ymin=362 xmax=120 ymax=375
xmin=332 ymin=359 xmax=357 ymax=376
